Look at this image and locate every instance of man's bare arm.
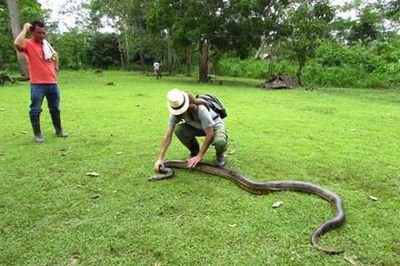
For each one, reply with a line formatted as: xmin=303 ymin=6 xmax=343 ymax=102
xmin=14 ymin=23 xmax=31 ymax=51
xmin=154 ymin=125 xmax=175 ymax=171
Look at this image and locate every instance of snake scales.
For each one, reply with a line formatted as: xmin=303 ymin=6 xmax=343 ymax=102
xmin=149 ymin=160 xmax=345 ymax=254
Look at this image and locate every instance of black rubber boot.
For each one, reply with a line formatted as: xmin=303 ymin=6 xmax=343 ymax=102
xmin=30 ymin=115 xmax=44 ymax=143
xmin=51 ymin=112 xmax=69 ymax=138
xmin=216 ymin=153 xmax=226 ymax=167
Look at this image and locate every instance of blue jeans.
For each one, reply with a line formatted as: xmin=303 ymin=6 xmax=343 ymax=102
xmin=29 ymin=84 xmax=60 ymax=117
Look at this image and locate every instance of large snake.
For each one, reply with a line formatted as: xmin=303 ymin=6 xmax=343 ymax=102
xmin=149 ymin=160 xmax=345 ymax=254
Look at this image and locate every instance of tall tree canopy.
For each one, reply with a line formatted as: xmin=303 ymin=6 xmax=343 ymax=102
xmin=282 ymin=0 xmax=334 ymax=85
xmin=147 ymin=0 xmax=288 ymax=81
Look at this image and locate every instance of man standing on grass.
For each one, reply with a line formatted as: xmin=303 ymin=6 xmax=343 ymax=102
xmin=153 ymin=61 xmax=161 ymax=79
xmin=14 ymin=21 xmax=68 ymax=143
xmin=154 ymin=89 xmax=228 ymax=171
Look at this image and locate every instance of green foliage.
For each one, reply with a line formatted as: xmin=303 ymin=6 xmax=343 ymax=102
xmin=2 ymin=0 xmax=399 ymax=89
xmin=304 ymin=63 xmax=386 ymax=88
xmin=85 ymin=33 xmax=121 ymax=69
xmin=89 ymin=0 xmax=162 ymax=70
xmin=303 ymin=41 xmax=400 ymax=88
xmin=217 ymin=58 xmax=266 ymax=79
xmin=1 ymin=71 xmax=400 ymax=265
xmin=373 ymin=37 xmax=400 ymax=63
xmin=281 ymin=0 xmax=335 ymax=85
xmin=217 ymin=39 xmax=400 ymax=89
xmin=50 ymin=29 xmax=88 ymax=70
xmin=146 ymin=0 xmax=289 ymax=79
xmin=217 ymin=57 xmax=297 ymax=80
xmin=348 ymin=4 xmax=382 ymax=45
xmin=386 ymin=0 xmax=400 ymax=21
xmin=315 ymin=42 xmax=382 ymax=72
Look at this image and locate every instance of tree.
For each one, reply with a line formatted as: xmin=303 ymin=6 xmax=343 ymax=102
xmin=333 ymin=1 xmax=395 ymax=45
xmin=148 ymin=0 xmax=278 ymax=82
xmin=51 ymin=28 xmax=87 ymax=70
xmin=0 ymin=2 xmax=12 ymax=70
xmin=377 ymin=0 xmax=400 ymax=36
xmin=147 ymin=0 xmax=186 ymax=75
xmin=348 ymin=4 xmax=382 ymax=45
xmin=45 ymin=1 xmax=91 ymax=70
xmin=6 ymin=0 xmax=28 ymax=77
xmin=282 ymin=0 xmax=334 ymax=85
xmin=86 ymin=33 xmax=121 ymax=69
xmin=88 ymin=0 xmax=158 ymax=71
xmin=226 ymin=0 xmax=292 ymax=78
xmin=386 ymin=0 xmax=400 ymax=22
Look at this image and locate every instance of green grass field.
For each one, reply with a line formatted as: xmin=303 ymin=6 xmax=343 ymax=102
xmin=1 ymin=71 xmax=399 ymax=265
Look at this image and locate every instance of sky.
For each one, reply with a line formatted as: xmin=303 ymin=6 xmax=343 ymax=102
xmin=38 ymin=0 xmax=89 ymax=32
xmin=38 ymin=0 xmax=363 ymax=32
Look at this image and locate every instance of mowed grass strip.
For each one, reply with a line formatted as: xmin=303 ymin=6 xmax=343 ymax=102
xmin=0 ymin=71 xmax=399 ymax=265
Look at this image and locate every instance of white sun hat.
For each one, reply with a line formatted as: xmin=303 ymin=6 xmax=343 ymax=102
xmin=166 ymin=88 xmax=189 ymax=115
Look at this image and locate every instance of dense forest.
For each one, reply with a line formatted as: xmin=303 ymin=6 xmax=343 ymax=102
xmin=1 ymin=0 xmax=399 ymax=88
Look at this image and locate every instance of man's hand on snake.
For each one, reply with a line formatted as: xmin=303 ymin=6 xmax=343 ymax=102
xmin=186 ymin=155 xmax=202 ymax=168
xmin=154 ymin=159 xmax=164 ymax=172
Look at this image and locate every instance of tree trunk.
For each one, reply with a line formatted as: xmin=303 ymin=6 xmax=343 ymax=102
xmin=185 ymin=45 xmax=192 ymax=76
xmin=198 ymin=39 xmax=209 ymax=82
xmin=118 ymin=36 xmax=125 ymax=69
xmin=0 ymin=53 xmax=4 ymax=69
xmin=167 ymin=41 xmax=173 ymax=75
xmin=267 ymin=43 xmax=277 ymax=79
xmin=254 ymin=35 xmax=266 ymax=59
xmin=167 ymin=32 xmax=173 ymax=75
xmin=74 ymin=45 xmax=79 ymax=69
xmin=123 ymin=25 xmax=130 ymax=69
xmin=139 ymin=47 xmax=146 ymax=73
xmin=296 ymin=61 xmax=304 ymax=86
xmin=6 ymin=0 xmax=29 ymax=77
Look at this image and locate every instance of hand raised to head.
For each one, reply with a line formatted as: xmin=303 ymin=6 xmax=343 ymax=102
xmin=23 ymin=23 xmax=32 ymax=31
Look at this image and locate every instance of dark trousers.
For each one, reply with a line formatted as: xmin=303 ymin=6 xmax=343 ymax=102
xmin=174 ymin=123 xmax=228 ymax=155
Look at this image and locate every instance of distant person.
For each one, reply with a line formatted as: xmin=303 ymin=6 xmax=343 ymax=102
xmin=154 ymin=89 xmax=228 ymax=171
xmin=14 ymin=21 xmax=68 ymax=143
xmin=153 ymin=61 xmax=161 ymax=79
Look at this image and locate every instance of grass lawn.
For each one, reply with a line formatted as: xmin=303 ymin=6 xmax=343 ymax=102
xmin=0 ymin=71 xmax=399 ymax=265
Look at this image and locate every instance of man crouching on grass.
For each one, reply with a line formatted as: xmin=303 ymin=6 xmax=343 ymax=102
xmin=14 ymin=21 xmax=68 ymax=143
xmin=154 ymin=89 xmax=228 ymax=171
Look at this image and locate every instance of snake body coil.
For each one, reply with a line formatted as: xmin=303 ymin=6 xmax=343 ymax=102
xmin=149 ymin=160 xmax=345 ymax=254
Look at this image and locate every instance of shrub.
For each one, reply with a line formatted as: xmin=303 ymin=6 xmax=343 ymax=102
xmin=201 ymin=39 xmax=400 ymax=89
xmin=217 ymin=58 xmax=269 ymax=79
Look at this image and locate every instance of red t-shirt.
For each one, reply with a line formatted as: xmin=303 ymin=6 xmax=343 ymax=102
xmin=20 ymin=39 xmax=57 ymax=84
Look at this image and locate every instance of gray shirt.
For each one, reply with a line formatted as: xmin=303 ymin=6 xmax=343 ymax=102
xmin=168 ymin=105 xmax=224 ymax=130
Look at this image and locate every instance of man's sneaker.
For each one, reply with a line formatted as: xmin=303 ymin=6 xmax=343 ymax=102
xmin=216 ymin=153 xmax=226 ymax=167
